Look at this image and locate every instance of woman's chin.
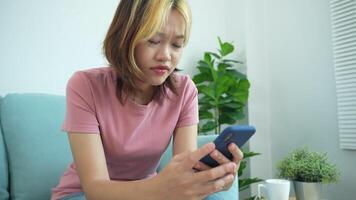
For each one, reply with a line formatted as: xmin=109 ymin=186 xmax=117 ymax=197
xmin=150 ymin=77 xmax=168 ymax=86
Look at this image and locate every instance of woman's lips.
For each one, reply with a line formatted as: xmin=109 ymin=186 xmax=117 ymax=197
xmin=151 ymin=66 xmax=169 ymax=76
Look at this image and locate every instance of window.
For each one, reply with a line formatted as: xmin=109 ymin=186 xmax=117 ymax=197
xmin=330 ymin=0 xmax=356 ymax=149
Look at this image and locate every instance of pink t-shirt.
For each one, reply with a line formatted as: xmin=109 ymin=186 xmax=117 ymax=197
xmin=51 ymin=67 xmax=199 ymax=199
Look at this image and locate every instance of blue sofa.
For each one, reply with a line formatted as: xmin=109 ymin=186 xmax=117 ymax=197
xmin=0 ymin=93 xmax=238 ymax=200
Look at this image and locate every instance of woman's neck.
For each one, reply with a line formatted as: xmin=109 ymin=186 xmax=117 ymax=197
xmin=132 ymin=83 xmax=155 ymax=105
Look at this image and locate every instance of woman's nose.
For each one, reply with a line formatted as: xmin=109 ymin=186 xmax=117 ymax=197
xmin=156 ymin=45 xmax=171 ymax=62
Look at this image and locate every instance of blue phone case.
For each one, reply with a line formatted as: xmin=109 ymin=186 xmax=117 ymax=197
xmin=199 ymin=125 xmax=256 ymax=168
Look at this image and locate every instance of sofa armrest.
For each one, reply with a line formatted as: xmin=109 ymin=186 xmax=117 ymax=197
xmin=0 ymin=102 xmax=10 ymax=200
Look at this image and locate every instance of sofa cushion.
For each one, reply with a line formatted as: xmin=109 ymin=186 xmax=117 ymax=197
xmin=0 ymin=94 xmax=72 ymax=200
xmin=158 ymin=135 xmax=239 ymax=200
xmin=0 ymin=97 xmax=10 ymax=200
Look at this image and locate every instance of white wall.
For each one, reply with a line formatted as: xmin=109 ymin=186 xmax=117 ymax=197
xmin=246 ymin=0 xmax=356 ymax=199
xmin=245 ymin=0 xmax=273 ymax=191
xmin=0 ymin=0 xmax=245 ymax=96
xmin=185 ymin=0 xmax=246 ymax=75
xmin=0 ymin=0 xmax=117 ymax=95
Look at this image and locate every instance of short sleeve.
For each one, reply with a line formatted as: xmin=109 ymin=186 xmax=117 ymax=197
xmin=61 ymin=71 xmax=100 ymax=133
xmin=176 ymin=77 xmax=199 ymax=128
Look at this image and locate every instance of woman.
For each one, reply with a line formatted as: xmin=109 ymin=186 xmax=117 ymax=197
xmin=52 ymin=0 xmax=243 ymax=199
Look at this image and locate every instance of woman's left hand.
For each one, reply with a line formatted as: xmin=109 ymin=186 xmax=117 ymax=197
xmin=193 ymin=143 xmax=244 ymax=191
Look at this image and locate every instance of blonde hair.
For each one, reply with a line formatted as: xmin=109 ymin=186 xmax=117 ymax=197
xmin=103 ymin=0 xmax=192 ymax=104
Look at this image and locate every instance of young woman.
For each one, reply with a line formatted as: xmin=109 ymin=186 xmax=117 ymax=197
xmin=52 ymin=0 xmax=243 ymax=199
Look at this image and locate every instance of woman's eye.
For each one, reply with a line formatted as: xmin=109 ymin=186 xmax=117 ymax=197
xmin=148 ymin=39 xmax=160 ymax=44
xmin=172 ymin=43 xmax=183 ymax=48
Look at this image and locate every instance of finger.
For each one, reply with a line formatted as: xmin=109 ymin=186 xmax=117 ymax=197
xmin=186 ymin=143 xmax=215 ymax=167
xmin=228 ymin=143 xmax=243 ymax=163
xmin=221 ymin=174 xmax=235 ymax=190
xmin=198 ymin=173 xmax=235 ymax=195
xmin=222 ymin=173 xmax=236 ymax=190
xmin=210 ymin=149 xmax=230 ymax=165
xmin=193 ymin=161 xmax=211 ymax=171
xmin=194 ymin=162 xmax=237 ymax=182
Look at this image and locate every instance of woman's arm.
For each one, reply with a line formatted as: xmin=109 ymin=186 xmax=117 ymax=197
xmin=68 ymin=131 xmax=237 ymax=200
xmin=172 ymin=125 xmax=198 ymax=155
xmin=67 ymin=133 xmax=158 ymax=200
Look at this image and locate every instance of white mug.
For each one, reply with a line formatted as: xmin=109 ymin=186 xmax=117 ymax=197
xmin=258 ymin=179 xmax=290 ymax=200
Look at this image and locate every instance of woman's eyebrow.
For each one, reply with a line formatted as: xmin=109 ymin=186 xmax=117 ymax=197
xmin=157 ymin=32 xmax=184 ymax=39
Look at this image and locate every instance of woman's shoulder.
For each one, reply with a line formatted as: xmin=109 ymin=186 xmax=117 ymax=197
xmin=66 ymin=66 xmax=116 ymax=92
xmin=68 ymin=66 xmax=116 ymax=86
xmin=73 ymin=66 xmax=116 ymax=81
xmin=173 ymin=73 xmax=197 ymax=92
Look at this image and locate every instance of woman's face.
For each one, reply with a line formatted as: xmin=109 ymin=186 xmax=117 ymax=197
xmin=134 ymin=9 xmax=185 ymax=88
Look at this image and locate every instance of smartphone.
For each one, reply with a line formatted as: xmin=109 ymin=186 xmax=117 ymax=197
xmin=199 ymin=125 xmax=256 ymax=168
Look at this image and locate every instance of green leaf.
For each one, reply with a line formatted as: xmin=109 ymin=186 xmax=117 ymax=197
xmin=199 ymin=105 xmax=213 ymax=112
xmin=234 ymin=112 xmax=245 ymax=120
xmin=226 ymin=69 xmax=247 ymax=79
xmin=222 ymin=102 xmax=243 ymax=109
xmin=227 ymin=79 xmax=249 ymax=103
xmin=220 ymin=108 xmax=245 ymax=120
xmin=197 ymin=66 xmax=211 ymax=74
xmin=222 ymin=59 xmax=243 ymax=64
xmin=198 ymin=100 xmax=213 ymax=109
xmin=199 ymin=110 xmax=214 ymax=120
xmin=215 ymin=75 xmax=233 ymax=98
xmin=197 ymin=85 xmax=215 ymax=100
xmin=199 ymin=100 xmax=217 ymax=109
xmin=195 ymin=65 xmax=213 ymax=83
xmin=238 ymin=160 xmax=247 ymax=176
xmin=238 ymin=78 xmax=251 ymax=90
xmin=218 ymin=37 xmax=234 ymax=57
xmin=200 ymin=121 xmax=217 ymax=133
xmin=218 ymin=114 xmax=236 ymax=125
xmin=199 ymin=95 xmax=215 ymax=104
xmin=208 ymin=51 xmax=221 ymax=59
xmin=204 ymin=53 xmax=212 ymax=64
xmin=193 ymin=73 xmax=212 ymax=84
xmin=243 ymin=151 xmax=261 ymax=159
xmin=218 ymin=36 xmax=223 ymax=47
xmin=220 ymin=42 xmax=234 ymax=57
xmin=209 ymin=62 xmax=218 ymax=82
xmin=198 ymin=60 xmax=210 ymax=68
xmin=217 ymin=63 xmax=231 ymax=71
xmin=217 ymin=97 xmax=234 ymax=105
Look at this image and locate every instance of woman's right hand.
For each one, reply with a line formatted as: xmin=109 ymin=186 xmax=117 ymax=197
xmin=152 ymin=143 xmax=237 ymax=200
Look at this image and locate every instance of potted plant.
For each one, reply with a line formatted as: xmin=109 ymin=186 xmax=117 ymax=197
xmin=276 ymin=147 xmax=341 ymax=200
xmin=192 ymin=37 xmax=263 ymax=200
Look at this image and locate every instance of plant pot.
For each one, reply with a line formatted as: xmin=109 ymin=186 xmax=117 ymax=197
xmin=293 ymin=181 xmax=322 ymax=200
